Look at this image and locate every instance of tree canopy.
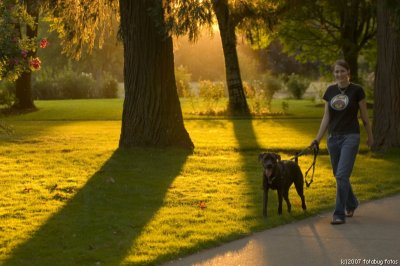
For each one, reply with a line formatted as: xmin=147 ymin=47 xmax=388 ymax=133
xmin=0 ymin=0 xmax=40 ymax=81
xmin=276 ymin=0 xmax=376 ymax=82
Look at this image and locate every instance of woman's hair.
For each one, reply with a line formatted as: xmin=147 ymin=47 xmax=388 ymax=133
xmin=334 ymin=59 xmax=350 ymax=71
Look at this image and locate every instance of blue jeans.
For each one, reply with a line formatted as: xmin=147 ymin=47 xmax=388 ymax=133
xmin=327 ymin=133 xmax=360 ymax=220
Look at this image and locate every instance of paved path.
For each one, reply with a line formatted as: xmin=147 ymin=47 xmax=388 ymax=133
xmin=163 ymin=195 xmax=400 ymax=266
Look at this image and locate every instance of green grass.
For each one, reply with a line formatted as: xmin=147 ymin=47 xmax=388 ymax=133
xmin=1 ymin=99 xmax=398 ymax=266
xmin=3 ymin=98 xmax=326 ymax=122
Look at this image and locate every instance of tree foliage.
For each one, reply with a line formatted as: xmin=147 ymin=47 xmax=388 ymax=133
xmin=0 ymin=0 xmax=41 ymax=81
xmin=276 ymin=0 xmax=376 ymax=82
xmin=164 ymin=0 xmax=213 ymax=41
xmin=45 ymin=0 xmax=119 ymax=60
xmin=162 ymin=0 xmax=283 ymax=115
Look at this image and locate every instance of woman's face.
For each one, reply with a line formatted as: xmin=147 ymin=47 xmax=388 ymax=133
xmin=334 ymin=64 xmax=350 ymax=84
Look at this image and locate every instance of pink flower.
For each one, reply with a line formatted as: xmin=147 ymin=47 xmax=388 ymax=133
xmin=40 ymin=38 xmax=48 ymax=48
xmin=29 ymin=57 xmax=41 ymax=70
xmin=21 ymin=50 xmax=28 ymax=58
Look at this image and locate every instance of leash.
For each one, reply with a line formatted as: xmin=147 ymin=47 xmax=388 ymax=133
xmin=289 ymin=145 xmax=319 ymax=188
xmin=304 ymin=146 xmax=318 ymax=187
xmin=289 ymin=147 xmax=310 ymax=161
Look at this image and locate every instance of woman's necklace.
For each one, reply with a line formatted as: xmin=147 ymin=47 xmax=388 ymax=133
xmin=338 ymin=83 xmax=350 ymax=94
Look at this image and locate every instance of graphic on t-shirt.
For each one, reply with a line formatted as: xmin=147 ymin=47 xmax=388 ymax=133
xmin=330 ymin=94 xmax=349 ymax=111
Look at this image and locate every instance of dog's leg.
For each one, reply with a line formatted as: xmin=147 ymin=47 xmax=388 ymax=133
xmin=277 ymin=189 xmax=283 ymax=215
xmin=263 ymin=188 xmax=269 ymax=217
xmin=283 ymin=187 xmax=291 ymax=213
xmin=294 ymin=177 xmax=307 ymax=210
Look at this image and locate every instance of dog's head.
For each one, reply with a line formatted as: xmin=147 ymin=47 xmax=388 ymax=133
xmin=258 ymin=152 xmax=281 ymax=178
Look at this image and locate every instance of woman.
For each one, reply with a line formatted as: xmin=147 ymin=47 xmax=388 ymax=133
xmin=311 ymin=59 xmax=374 ymax=225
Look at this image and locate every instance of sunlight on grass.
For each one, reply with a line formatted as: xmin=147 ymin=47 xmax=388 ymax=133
xmin=0 ymin=100 xmax=398 ymax=266
xmin=119 ymin=119 xmax=350 ymax=265
xmin=0 ymin=121 xmax=120 ymax=261
xmin=252 ymin=119 xmax=319 ymax=150
xmin=122 ymin=152 xmax=256 ymax=265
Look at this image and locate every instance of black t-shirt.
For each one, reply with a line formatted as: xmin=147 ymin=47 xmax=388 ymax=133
xmin=323 ymin=83 xmax=365 ymax=135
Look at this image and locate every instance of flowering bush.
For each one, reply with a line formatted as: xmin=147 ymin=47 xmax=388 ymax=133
xmin=29 ymin=57 xmax=42 ymax=70
xmin=39 ymin=38 xmax=48 ymax=48
xmin=0 ymin=0 xmax=47 ymax=81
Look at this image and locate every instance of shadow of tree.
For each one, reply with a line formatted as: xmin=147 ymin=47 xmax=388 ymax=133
xmin=230 ymin=118 xmax=313 ymax=225
xmin=3 ymin=148 xmax=190 ymax=266
xmin=230 ymin=118 xmax=264 ymax=221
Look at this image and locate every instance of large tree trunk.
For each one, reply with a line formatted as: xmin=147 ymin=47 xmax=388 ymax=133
xmin=342 ymin=49 xmax=359 ymax=83
xmin=13 ymin=0 xmax=38 ymax=110
xmin=15 ymin=72 xmax=35 ymax=109
xmin=118 ymin=0 xmax=194 ymax=149
xmin=212 ymin=0 xmax=250 ymax=116
xmin=335 ymin=0 xmax=375 ymax=84
xmin=372 ymin=0 xmax=400 ymax=151
xmin=338 ymin=1 xmax=362 ymax=83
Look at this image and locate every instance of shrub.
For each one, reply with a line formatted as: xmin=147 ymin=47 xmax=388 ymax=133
xmin=33 ymin=79 xmax=63 ymax=100
xmin=199 ymin=80 xmax=226 ymax=99
xmin=60 ymin=72 xmax=96 ymax=99
xmin=245 ymin=75 xmax=283 ymax=114
xmin=33 ymin=71 xmax=119 ymax=99
xmin=99 ymin=74 xmax=118 ymax=98
xmin=308 ymin=81 xmax=330 ymax=103
xmin=198 ymin=80 xmax=226 ymax=114
xmin=33 ymin=71 xmax=95 ymax=99
xmin=0 ymin=81 xmax=15 ymax=108
xmin=261 ymin=74 xmax=283 ymax=102
xmin=285 ymin=74 xmax=310 ymax=99
xmin=175 ymin=65 xmax=192 ymax=97
xmin=250 ymin=74 xmax=283 ymax=113
xmin=243 ymin=81 xmax=255 ymax=98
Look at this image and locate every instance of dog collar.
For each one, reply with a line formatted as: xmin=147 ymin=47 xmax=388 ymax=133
xmin=268 ymin=176 xmax=277 ymax=184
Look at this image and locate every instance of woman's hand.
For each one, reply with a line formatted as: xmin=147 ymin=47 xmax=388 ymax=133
xmin=310 ymin=139 xmax=319 ymax=151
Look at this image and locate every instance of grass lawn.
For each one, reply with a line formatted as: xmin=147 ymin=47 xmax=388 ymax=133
xmin=1 ymin=99 xmax=399 ymax=266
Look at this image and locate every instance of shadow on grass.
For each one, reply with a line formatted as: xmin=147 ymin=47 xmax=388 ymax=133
xmin=230 ymin=119 xmax=314 ymax=227
xmin=3 ymin=148 xmax=190 ymax=266
xmin=230 ymin=119 xmax=264 ymax=222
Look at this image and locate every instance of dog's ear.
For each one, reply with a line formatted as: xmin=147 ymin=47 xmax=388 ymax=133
xmin=273 ymin=153 xmax=281 ymax=161
xmin=258 ymin=153 xmax=266 ymax=162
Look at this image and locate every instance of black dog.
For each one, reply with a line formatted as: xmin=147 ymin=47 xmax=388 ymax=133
xmin=259 ymin=152 xmax=306 ymax=217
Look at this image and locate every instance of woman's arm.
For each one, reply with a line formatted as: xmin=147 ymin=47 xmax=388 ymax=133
xmin=359 ymin=99 xmax=374 ymax=147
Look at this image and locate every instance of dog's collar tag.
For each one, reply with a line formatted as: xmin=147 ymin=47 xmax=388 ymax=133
xmin=268 ymin=176 xmax=276 ymax=184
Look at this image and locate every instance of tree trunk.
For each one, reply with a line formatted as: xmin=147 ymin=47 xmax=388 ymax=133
xmin=342 ymin=49 xmax=359 ymax=83
xmin=334 ymin=0 xmax=375 ymax=84
xmin=372 ymin=0 xmax=400 ymax=151
xmin=15 ymin=72 xmax=35 ymax=109
xmin=118 ymin=0 xmax=194 ymax=149
xmin=212 ymin=0 xmax=250 ymax=116
xmin=13 ymin=0 xmax=39 ymax=110
xmin=339 ymin=0 xmax=362 ymax=83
